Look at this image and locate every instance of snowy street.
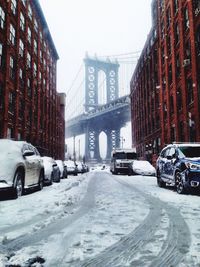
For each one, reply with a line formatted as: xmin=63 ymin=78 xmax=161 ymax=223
xmin=0 ymin=168 xmax=200 ymax=267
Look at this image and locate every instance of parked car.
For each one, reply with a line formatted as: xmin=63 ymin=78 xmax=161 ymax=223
xmin=64 ymin=160 xmax=78 ymax=176
xmin=76 ymin=161 xmax=85 ymax=174
xmin=42 ymin=157 xmax=60 ymax=184
xmin=56 ymin=160 xmax=67 ymax=178
xmin=131 ymin=160 xmax=156 ymax=176
xmin=0 ymin=139 xmax=44 ymax=198
xmin=156 ymin=143 xmax=200 ymax=194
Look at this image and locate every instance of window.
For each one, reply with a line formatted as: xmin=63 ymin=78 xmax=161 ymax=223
xmin=174 ymin=0 xmax=178 ymax=14
xmin=9 ymin=24 xmax=15 ymax=45
xmin=34 ymin=39 xmax=37 ymax=54
xmin=21 ymin=0 xmax=26 ymax=6
xmin=34 ymin=19 xmax=38 ymax=32
xmin=19 ymin=39 xmax=24 ymax=57
xmin=27 ymin=27 xmax=31 ymax=44
xmin=185 ymin=40 xmax=191 ymax=61
xmin=196 ymin=26 xmax=200 ymax=55
xmin=170 ymin=95 xmax=174 ymax=114
xmin=27 ymin=52 xmax=31 ymax=68
xmin=168 ymin=65 xmax=172 ymax=85
xmin=176 ymin=54 xmax=180 ymax=77
xmin=177 ymin=88 xmax=182 ymax=110
xmin=186 ymin=78 xmax=194 ymax=105
xmin=166 ymin=8 xmax=171 ymax=28
xmin=27 ymin=78 xmax=31 ymax=97
xmin=0 ymin=6 xmax=5 ymax=29
xmin=174 ymin=23 xmax=180 ymax=44
xmin=9 ymin=56 xmax=14 ymax=79
xmin=28 ymin=5 xmax=32 ymax=20
xmin=18 ymin=98 xmax=24 ymax=119
xmin=8 ymin=91 xmax=14 ymax=113
xmin=43 ymin=58 xmax=46 ymax=69
xmin=20 ymin=12 xmax=25 ymax=31
xmin=184 ymin=7 xmax=190 ymax=30
xmin=11 ymin=0 xmax=17 ymax=15
xmin=167 ymin=35 xmax=171 ymax=55
xmin=40 ymin=50 xmax=42 ymax=62
xmin=179 ymin=121 xmax=184 ymax=141
xmin=33 ymin=62 xmax=37 ymax=77
xmin=40 ymin=31 xmax=43 ymax=43
xmin=7 ymin=127 xmax=13 ymax=139
xmin=0 ymin=82 xmax=3 ymax=108
xmin=0 ymin=43 xmax=2 ymax=67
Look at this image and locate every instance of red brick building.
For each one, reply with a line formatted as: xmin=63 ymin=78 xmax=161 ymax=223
xmin=130 ymin=0 xmax=200 ymax=164
xmin=0 ymin=0 xmax=65 ymax=159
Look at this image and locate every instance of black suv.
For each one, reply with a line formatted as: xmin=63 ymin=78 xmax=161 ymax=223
xmin=156 ymin=143 xmax=200 ymax=194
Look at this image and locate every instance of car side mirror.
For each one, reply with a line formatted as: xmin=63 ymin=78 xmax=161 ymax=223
xmin=23 ymin=150 xmax=34 ymax=157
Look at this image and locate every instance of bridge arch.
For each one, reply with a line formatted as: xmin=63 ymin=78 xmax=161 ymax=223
xmin=84 ymin=56 xmax=120 ymax=112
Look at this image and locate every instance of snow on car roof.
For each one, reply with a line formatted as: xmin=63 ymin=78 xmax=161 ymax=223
xmin=0 ymin=139 xmax=27 ymax=152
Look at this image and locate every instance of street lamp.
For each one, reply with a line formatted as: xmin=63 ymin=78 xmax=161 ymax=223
xmin=120 ymin=136 xmax=125 ymax=148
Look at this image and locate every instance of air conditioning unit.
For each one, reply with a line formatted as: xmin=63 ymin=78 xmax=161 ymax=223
xmin=183 ymin=59 xmax=190 ymax=67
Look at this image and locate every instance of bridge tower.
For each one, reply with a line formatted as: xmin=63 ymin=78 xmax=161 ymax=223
xmin=84 ymin=56 xmax=120 ymax=161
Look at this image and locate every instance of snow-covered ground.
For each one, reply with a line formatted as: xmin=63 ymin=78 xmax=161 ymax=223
xmin=0 ymin=168 xmax=200 ymax=267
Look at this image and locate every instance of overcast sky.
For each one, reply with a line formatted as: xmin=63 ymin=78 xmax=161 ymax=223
xmin=39 ymin=0 xmax=153 ymax=158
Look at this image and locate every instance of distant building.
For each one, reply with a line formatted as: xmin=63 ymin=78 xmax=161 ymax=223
xmin=130 ymin=0 xmax=200 ymax=164
xmin=0 ymin=0 xmax=65 ymax=159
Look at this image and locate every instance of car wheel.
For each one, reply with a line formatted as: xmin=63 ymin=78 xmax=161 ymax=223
xmin=13 ymin=171 xmax=23 ymax=198
xmin=157 ymin=170 xmax=166 ymax=188
xmin=175 ymin=171 xmax=186 ymax=194
xmin=38 ymin=171 xmax=44 ymax=191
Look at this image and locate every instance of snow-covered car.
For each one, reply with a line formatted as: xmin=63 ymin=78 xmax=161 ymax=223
xmin=64 ymin=160 xmax=78 ymax=176
xmin=0 ymin=139 xmax=44 ymax=198
xmin=76 ymin=161 xmax=85 ymax=173
xmin=131 ymin=160 xmax=156 ymax=176
xmin=55 ymin=160 xmax=67 ymax=178
xmin=42 ymin=157 xmax=60 ymax=184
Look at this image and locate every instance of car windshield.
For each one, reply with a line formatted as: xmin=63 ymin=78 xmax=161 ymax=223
xmin=179 ymin=146 xmax=200 ymax=158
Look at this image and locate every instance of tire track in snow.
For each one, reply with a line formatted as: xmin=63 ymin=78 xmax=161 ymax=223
xmin=0 ymin=173 xmax=98 ymax=254
xmin=80 ymin=175 xmax=191 ymax=267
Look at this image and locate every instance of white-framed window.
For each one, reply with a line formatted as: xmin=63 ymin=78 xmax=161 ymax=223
xmin=9 ymin=24 xmax=15 ymax=45
xmin=9 ymin=56 xmax=14 ymax=78
xmin=27 ymin=78 xmax=31 ymax=97
xmin=28 ymin=5 xmax=32 ymax=20
xmin=27 ymin=27 xmax=31 ymax=44
xmin=39 ymin=71 xmax=42 ymax=82
xmin=27 ymin=52 xmax=31 ymax=68
xmin=43 ymin=58 xmax=46 ymax=69
xmin=33 ymin=62 xmax=37 ymax=77
xmin=19 ymin=68 xmax=23 ymax=79
xmin=34 ymin=18 xmax=38 ymax=32
xmin=40 ymin=31 xmax=43 ymax=43
xmin=0 ymin=6 xmax=5 ymax=29
xmin=40 ymin=50 xmax=42 ymax=62
xmin=11 ymin=0 xmax=17 ymax=15
xmin=19 ymin=39 xmax=24 ymax=57
xmin=20 ymin=12 xmax=25 ymax=31
xmin=43 ymin=41 xmax=46 ymax=51
xmin=21 ymin=0 xmax=26 ymax=6
xmin=34 ymin=39 xmax=37 ymax=54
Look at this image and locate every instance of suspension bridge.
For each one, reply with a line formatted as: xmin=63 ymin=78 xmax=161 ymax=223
xmin=65 ymin=51 xmax=140 ymax=162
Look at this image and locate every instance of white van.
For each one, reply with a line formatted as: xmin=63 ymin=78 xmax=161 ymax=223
xmin=110 ymin=148 xmax=137 ymax=175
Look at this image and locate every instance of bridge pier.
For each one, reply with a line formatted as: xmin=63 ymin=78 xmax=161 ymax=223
xmin=106 ymin=128 xmax=121 ymax=160
xmin=85 ymin=126 xmax=101 ymax=162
